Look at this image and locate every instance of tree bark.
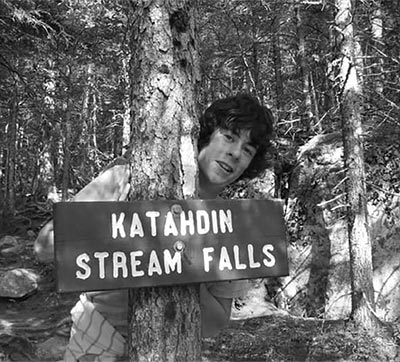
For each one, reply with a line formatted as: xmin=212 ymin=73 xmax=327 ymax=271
xmin=5 ymin=83 xmax=18 ymax=216
xmin=79 ymin=63 xmax=92 ymax=166
xmin=121 ymin=57 xmax=131 ymax=151
xmin=335 ymin=0 xmax=377 ymax=329
xmin=296 ymin=5 xmax=312 ymax=133
xmin=61 ymin=103 xmax=71 ymax=201
xmin=370 ymin=0 xmax=384 ymax=94
xmin=127 ymin=0 xmax=201 ymax=361
xmin=271 ymin=13 xmax=284 ymax=114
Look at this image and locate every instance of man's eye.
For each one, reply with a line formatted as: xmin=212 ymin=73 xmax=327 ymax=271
xmin=244 ymin=147 xmax=255 ymax=156
xmin=224 ymin=133 xmax=234 ymax=141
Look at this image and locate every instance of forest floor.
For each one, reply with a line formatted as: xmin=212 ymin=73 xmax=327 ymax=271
xmin=1 ymin=236 xmax=399 ymax=362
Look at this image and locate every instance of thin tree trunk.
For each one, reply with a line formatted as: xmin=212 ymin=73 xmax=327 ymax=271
xmin=335 ymin=0 xmax=377 ymax=329
xmin=121 ymin=57 xmax=131 ymax=151
xmin=272 ymin=20 xmax=284 ymax=114
xmin=364 ymin=0 xmax=384 ymax=132
xmin=62 ymin=107 xmax=71 ymax=201
xmin=79 ymin=63 xmax=93 ymax=164
xmin=38 ymin=68 xmax=57 ymax=196
xmin=370 ymin=0 xmax=384 ymax=94
xmin=296 ymin=5 xmax=312 ymax=133
xmin=91 ymin=92 xmax=98 ymax=150
xmin=310 ymin=73 xmax=322 ymax=132
xmin=127 ymin=0 xmax=201 ymax=361
xmin=5 ymin=84 xmax=18 ymax=215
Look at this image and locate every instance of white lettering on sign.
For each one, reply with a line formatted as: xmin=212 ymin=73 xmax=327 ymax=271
xmin=76 ymin=253 xmax=91 ymax=280
xmin=262 ymin=244 xmax=276 ymax=267
xmin=111 ymin=209 xmax=233 ymax=239
xmin=202 ymin=247 xmax=214 ymax=272
xmin=146 ymin=211 xmax=161 ymax=237
xmin=111 ymin=213 xmax=126 ymax=239
xmin=164 ymin=212 xmax=179 ymax=236
xmin=202 ymin=243 xmax=276 ymax=273
xmin=248 ymin=244 xmax=261 ymax=268
xmin=130 ymin=250 xmax=145 ymax=277
xmin=148 ymin=250 xmax=162 ymax=276
xmin=211 ymin=210 xmax=218 ymax=233
xmin=163 ymin=249 xmax=182 ymax=274
xmin=74 ymin=243 xmax=276 ymax=282
xmin=233 ymin=245 xmax=247 ymax=270
xmin=219 ymin=209 xmax=233 ymax=233
xmin=196 ymin=210 xmax=210 ymax=234
xmin=130 ymin=213 xmax=144 ymax=238
xmin=113 ymin=251 xmax=128 ymax=278
xmin=94 ymin=252 xmax=109 ymax=279
xmin=180 ymin=210 xmax=195 ymax=236
xmin=219 ymin=246 xmax=233 ymax=271
xmin=75 ymin=249 xmax=183 ymax=280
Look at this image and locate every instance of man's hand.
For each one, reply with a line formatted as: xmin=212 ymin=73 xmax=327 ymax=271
xmin=34 ymin=161 xmax=130 ymax=263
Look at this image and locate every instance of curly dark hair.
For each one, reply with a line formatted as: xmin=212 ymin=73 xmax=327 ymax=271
xmin=198 ymin=94 xmax=274 ymax=180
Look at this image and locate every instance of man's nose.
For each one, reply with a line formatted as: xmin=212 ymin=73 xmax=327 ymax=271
xmin=227 ymin=142 xmax=241 ymax=159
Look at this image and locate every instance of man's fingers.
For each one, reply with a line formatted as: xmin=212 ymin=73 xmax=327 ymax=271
xmin=115 ymin=164 xmax=131 ymax=200
xmin=119 ymin=183 xmax=131 ymax=201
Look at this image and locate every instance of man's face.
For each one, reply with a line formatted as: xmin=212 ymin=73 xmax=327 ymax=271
xmin=198 ymin=128 xmax=256 ymax=193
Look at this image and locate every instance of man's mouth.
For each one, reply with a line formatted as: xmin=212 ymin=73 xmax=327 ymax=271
xmin=216 ymin=161 xmax=233 ymax=173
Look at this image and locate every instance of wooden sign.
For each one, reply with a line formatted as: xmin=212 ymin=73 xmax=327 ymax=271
xmin=54 ymin=199 xmax=288 ymax=293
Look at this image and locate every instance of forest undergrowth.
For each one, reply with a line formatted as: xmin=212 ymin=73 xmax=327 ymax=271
xmin=0 ymin=233 xmax=399 ymax=362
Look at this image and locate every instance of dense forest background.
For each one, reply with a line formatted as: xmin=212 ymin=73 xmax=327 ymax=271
xmin=1 ymin=0 xmax=400 ymax=360
xmin=1 ymin=0 xmax=399 ymax=226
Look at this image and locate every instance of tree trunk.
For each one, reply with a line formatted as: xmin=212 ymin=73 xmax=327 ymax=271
xmin=79 ymin=63 xmax=93 ymax=166
xmin=5 ymin=84 xmax=18 ymax=216
xmin=370 ymin=0 xmax=384 ymax=94
xmin=61 ymin=109 xmax=71 ymax=201
xmin=365 ymin=0 xmax=384 ymax=132
xmin=91 ymin=92 xmax=98 ymax=150
xmin=335 ymin=0 xmax=377 ymax=329
xmin=121 ymin=57 xmax=131 ymax=151
xmin=296 ymin=5 xmax=312 ymax=133
xmin=310 ymin=74 xmax=321 ymax=132
xmin=271 ymin=14 xmax=284 ymax=114
xmin=127 ymin=0 xmax=201 ymax=361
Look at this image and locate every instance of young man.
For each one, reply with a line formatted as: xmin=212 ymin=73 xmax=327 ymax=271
xmin=35 ymin=93 xmax=274 ymax=361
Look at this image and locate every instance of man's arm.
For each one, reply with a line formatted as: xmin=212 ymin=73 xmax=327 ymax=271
xmin=200 ymin=284 xmax=233 ymax=338
xmin=34 ymin=160 xmax=130 ymax=263
xmin=200 ymin=279 xmax=251 ymax=337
